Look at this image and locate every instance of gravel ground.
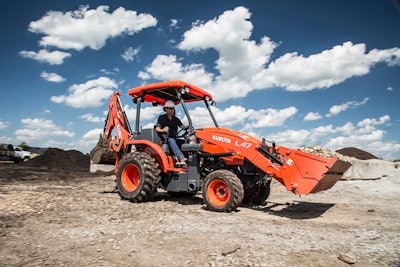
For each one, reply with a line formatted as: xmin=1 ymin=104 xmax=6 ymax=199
xmin=0 ymin=163 xmax=399 ymax=267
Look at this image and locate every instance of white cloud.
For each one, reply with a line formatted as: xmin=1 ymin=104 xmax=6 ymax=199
xmin=51 ymin=77 xmax=117 ymax=108
xmin=28 ymin=5 xmax=157 ymax=50
xmin=247 ymin=107 xmax=298 ymax=128
xmin=100 ymin=68 xmax=120 ymax=75
xmin=82 ymin=128 xmax=103 ymax=140
xmin=138 ymin=54 xmax=214 ymax=88
xmin=262 ymin=42 xmax=400 ymax=91
xmin=335 ymin=122 xmax=356 ymax=135
xmin=0 ymin=120 xmax=10 ymax=130
xmin=169 ymin=19 xmax=179 ymax=30
xmin=327 ymin=97 xmax=369 ymax=117
xmin=271 ymin=129 xmax=311 ymax=147
xmin=40 ymin=71 xmax=66 ymax=82
xmin=357 ymin=115 xmax=390 ymax=127
xmin=15 ymin=118 xmax=74 ymax=142
xmin=178 ymin=6 xmax=276 ymax=99
xmin=122 ymin=47 xmax=140 ymax=62
xmin=326 ymin=129 xmax=386 ymax=148
xmin=79 ymin=113 xmax=103 ymax=123
xmin=0 ymin=136 xmax=13 ymax=144
xmin=139 ymin=7 xmax=400 ymax=102
xmin=19 ymin=49 xmax=71 ymax=65
xmin=267 ymin=115 xmax=399 ymax=159
xmin=304 ymin=112 xmax=322 ymax=121
xmin=187 ymin=105 xmax=297 ymax=131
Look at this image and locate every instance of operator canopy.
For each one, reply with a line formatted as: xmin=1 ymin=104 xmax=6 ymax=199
xmin=128 ymin=80 xmax=213 ymax=105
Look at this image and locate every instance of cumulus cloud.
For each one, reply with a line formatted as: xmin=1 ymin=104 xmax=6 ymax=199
xmin=169 ymin=19 xmax=179 ymax=30
xmin=40 ymin=71 xmax=66 ymax=82
xmin=122 ymin=47 xmax=140 ymax=62
xmin=100 ymin=68 xmax=120 ymax=75
xmin=79 ymin=113 xmax=103 ymax=123
xmin=19 ymin=49 xmax=71 ymax=65
xmin=138 ymin=54 xmax=214 ymax=88
xmin=82 ymin=128 xmax=103 ymax=140
xmin=304 ymin=112 xmax=322 ymax=121
xmin=185 ymin=104 xmax=297 ymax=131
xmin=327 ymin=97 xmax=369 ymax=117
xmin=51 ymin=77 xmax=117 ymax=108
xmin=28 ymin=5 xmax=157 ymax=50
xmin=357 ymin=115 xmax=390 ymax=127
xmin=15 ymin=118 xmax=74 ymax=142
xmin=268 ymin=115 xmax=399 ymax=159
xmin=139 ymin=6 xmax=400 ymax=101
xmin=261 ymin=42 xmax=400 ymax=91
xmin=179 ymin=6 xmax=276 ymax=77
xmin=0 ymin=120 xmax=10 ymax=130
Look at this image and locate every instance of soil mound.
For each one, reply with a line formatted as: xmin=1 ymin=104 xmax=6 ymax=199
xmin=336 ymin=147 xmax=378 ymax=160
xmin=24 ymin=148 xmax=90 ymax=171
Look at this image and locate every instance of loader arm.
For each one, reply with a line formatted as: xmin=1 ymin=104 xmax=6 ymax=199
xmin=195 ymin=128 xmax=351 ymax=195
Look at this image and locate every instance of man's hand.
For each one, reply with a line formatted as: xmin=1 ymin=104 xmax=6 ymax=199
xmin=163 ymin=126 xmax=169 ymax=132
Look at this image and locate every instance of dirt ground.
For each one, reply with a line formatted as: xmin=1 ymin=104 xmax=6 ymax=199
xmin=0 ymin=159 xmax=399 ymax=267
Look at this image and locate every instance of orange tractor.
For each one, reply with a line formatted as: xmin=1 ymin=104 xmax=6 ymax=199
xmin=91 ymin=80 xmax=351 ymax=212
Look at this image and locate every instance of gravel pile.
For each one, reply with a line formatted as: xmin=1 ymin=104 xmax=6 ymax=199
xmin=298 ymin=145 xmax=352 ymax=162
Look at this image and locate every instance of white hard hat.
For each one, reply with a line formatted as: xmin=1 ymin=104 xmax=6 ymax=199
xmin=164 ymin=100 xmax=175 ymax=108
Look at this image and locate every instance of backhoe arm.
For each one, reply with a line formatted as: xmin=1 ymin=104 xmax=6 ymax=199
xmin=90 ymin=92 xmax=133 ymax=166
xmin=103 ymin=92 xmax=133 ymax=147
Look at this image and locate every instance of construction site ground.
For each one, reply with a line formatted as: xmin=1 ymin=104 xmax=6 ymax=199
xmin=0 ymin=149 xmax=399 ymax=267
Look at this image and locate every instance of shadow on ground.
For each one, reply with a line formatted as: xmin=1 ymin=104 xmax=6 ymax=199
xmin=248 ymin=201 xmax=335 ymax=219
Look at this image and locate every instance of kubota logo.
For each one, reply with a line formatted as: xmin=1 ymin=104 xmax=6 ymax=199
xmin=212 ymin=135 xmax=231 ymax=143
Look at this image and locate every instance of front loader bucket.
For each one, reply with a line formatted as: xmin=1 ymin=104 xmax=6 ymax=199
xmin=281 ymin=149 xmax=352 ymax=195
xmin=90 ymin=135 xmax=116 ymax=164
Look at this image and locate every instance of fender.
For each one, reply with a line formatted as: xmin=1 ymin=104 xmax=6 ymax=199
xmin=128 ymin=139 xmax=170 ymax=172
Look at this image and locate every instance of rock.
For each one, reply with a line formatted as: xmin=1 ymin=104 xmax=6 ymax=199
xmin=338 ymin=253 xmax=355 ymax=264
xmin=221 ymin=244 xmax=241 ymax=256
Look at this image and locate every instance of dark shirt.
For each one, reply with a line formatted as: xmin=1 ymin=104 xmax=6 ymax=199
xmin=156 ymin=114 xmax=183 ymax=138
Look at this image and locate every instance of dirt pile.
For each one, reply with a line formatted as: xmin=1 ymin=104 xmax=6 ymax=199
xmin=24 ymin=148 xmax=90 ymax=172
xmin=336 ymin=147 xmax=378 ymax=160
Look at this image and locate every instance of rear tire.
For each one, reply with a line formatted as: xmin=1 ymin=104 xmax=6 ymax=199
xmin=116 ymin=152 xmax=161 ymax=203
xmin=202 ymin=170 xmax=244 ymax=212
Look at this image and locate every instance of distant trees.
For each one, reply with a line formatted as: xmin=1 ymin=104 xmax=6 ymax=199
xmin=17 ymin=141 xmax=30 ymax=151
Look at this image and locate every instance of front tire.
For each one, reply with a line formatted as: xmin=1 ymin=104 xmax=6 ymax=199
xmin=202 ymin=170 xmax=244 ymax=212
xmin=243 ymin=180 xmax=271 ymax=205
xmin=116 ymin=152 xmax=161 ymax=203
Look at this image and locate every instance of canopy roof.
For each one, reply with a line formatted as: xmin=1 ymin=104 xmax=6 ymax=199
xmin=128 ymin=80 xmax=213 ymax=105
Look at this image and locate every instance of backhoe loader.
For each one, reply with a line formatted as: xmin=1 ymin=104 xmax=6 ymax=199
xmin=90 ymin=80 xmax=351 ymax=212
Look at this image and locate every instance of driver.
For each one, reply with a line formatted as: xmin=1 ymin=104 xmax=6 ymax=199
xmin=155 ymin=100 xmax=188 ymax=163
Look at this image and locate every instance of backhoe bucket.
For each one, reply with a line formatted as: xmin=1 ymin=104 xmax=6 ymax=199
xmin=90 ymin=135 xmax=116 ymax=164
xmin=282 ymin=149 xmax=352 ymax=195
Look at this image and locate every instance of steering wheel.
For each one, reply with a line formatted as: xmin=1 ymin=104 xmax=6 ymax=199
xmin=177 ymin=128 xmax=189 ymax=139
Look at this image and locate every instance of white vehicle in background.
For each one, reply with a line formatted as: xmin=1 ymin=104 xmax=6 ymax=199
xmin=0 ymin=144 xmax=31 ymax=163
xmin=13 ymin=146 xmax=31 ymax=162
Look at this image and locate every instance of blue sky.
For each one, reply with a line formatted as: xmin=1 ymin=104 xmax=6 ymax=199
xmin=1 ymin=0 xmax=399 ymax=159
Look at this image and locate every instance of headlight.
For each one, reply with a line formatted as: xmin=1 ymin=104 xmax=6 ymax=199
xmin=189 ymin=134 xmax=197 ymax=144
